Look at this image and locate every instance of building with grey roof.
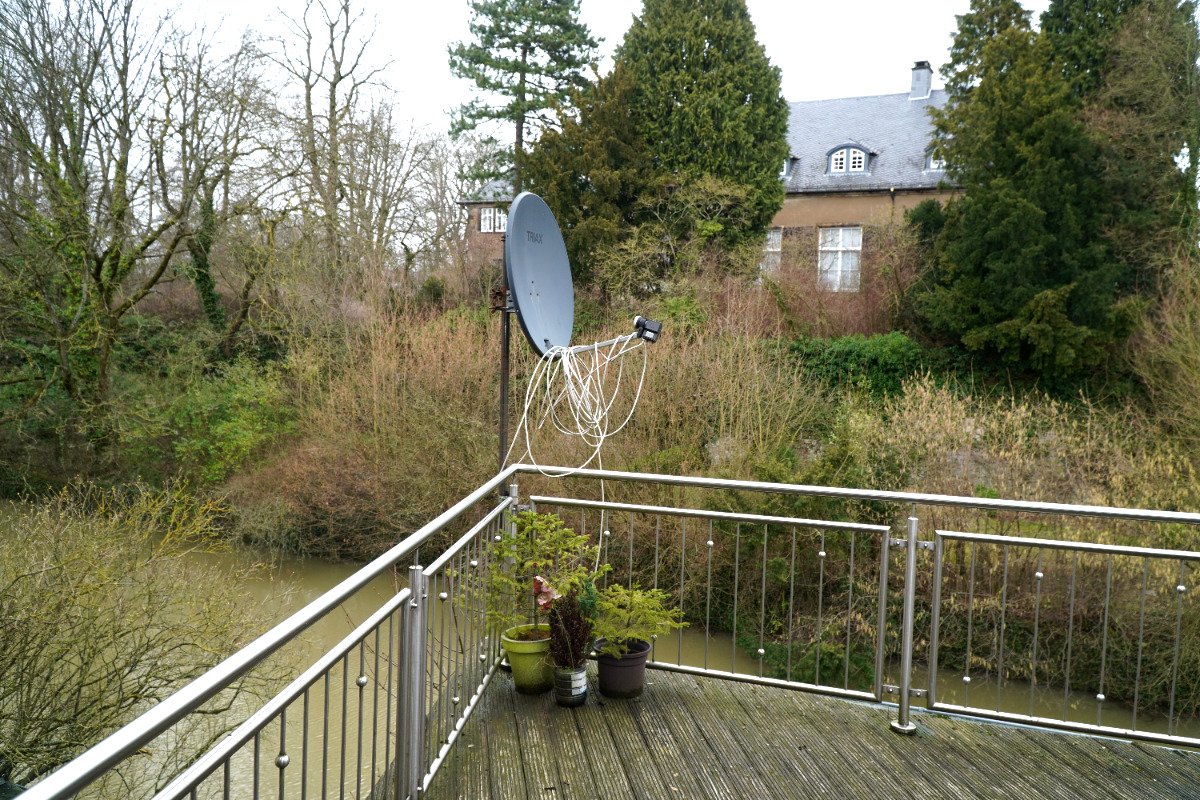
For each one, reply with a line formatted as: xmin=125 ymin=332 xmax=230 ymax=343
xmin=461 ymin=61 xmax=954 ymax=329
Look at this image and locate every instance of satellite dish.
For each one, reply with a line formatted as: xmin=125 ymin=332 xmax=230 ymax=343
xmin=505 ymin=192 xmax=574 ymax=356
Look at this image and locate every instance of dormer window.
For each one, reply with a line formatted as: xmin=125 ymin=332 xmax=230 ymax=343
xmin=829 ymin=146 xmax=868 ymax=174
xmin=925 ymin=152 xmax=946 ymax=171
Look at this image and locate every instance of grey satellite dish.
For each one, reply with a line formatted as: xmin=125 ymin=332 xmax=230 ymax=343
xmin=505 ymin=192 xmax=574 ymax=356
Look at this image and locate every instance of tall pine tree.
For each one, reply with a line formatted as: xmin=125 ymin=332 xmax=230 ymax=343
xmin=448 ymin=0 xmax=598 ymax=191
xmin=921 ymin=3 xmax=1134 ymax=378
xmin=616 ymin=0 xmax=788 ymax=242
xmin=1041 ymin=0 xmax=1142 ymax=99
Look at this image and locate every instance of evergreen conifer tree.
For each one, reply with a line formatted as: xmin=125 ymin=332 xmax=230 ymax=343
xmin=615 ymin=0 xmax=788 ymax=242
xmin=922 ymin=4 xmax=1134 ymax=377
xmin=1041 ymin=0 xmax=1142 ymax=99
xmin=448 ymin=0 xmax=598 ymax=191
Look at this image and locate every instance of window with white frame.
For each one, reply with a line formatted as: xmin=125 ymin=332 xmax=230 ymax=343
xmin=818 ymin=227 xmax=862 ymax=291
xmin=479 ymin=206 xmax=507 ymax=233
xmin=760 ymin=227 xmax=782 ymax=271
xmin=925 ymin=151 xmax=946 ymax=171
xmin=829 ymin=147 xmax=867 ymax=174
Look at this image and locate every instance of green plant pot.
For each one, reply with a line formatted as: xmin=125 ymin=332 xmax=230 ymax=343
xmin=501 ymin=624 xmax=553 ymax=694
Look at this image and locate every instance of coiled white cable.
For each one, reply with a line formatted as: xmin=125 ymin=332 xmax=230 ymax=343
xmin=504 ymin=329 xmax=649 ymax=479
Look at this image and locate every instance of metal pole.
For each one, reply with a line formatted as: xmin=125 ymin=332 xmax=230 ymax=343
xmin=400 ymin=566 xmax=427 ymax=799
xmin=498 ymin=277 xmax=511 ymax=481
xmin=891 ymin=514 xmax=919 ymax=735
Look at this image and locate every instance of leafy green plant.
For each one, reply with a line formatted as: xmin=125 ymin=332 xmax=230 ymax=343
xmin=486 ymin=512 xmax=607 ymax=634
xmin=592 ymin=584 xmax=685 ymax=658
xmin=789 ymin=333 xmax=931 ymax=396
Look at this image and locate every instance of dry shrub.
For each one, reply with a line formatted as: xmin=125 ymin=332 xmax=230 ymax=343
xmin=1137 ymin=260 xmax=1200 ymax=449
xmin=866 ymin=377 xmax=1197 ymax=512
xmin=229 ymin=303 xmax=497 ymax=557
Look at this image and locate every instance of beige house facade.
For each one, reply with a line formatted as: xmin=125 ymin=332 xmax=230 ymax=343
xmin=460 ymin=61 xmax=953 ymax=330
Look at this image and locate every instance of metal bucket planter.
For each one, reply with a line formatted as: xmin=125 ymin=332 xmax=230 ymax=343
xmin=553 ymin=666 xmax=588 ymax=707
xmin=596 ymin=638 xmax=652 ymax=698
xmin=502 ymin=624 xmax=553 ymax=694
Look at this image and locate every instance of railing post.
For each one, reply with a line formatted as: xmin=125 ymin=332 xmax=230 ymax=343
xmin=891 ymin=513 xmax=919 ymax=735
xmin=399 ymin=566 xmax=427 ymax=799
xmin=874 ymin=531 xmax=890 ymax=701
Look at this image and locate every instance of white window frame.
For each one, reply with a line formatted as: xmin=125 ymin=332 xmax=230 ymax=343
xmin=829 ymin=147 xmax=867 ymax=174
xmin=479 ymin=206 xmax=507 ymax=233
xmin=926 ymin=152 xmax=946 ymax=171
xmin=760 ymin=227 xmax=783 ymax=271
xmin=817 ymin=226 xmax=862 ymax=292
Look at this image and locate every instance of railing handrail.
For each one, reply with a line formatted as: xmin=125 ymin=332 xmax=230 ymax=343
xmin=153 ymin=587 xmax=414 ymax=800
xmin=529 ymin=495 xmax=891 ymax=533
xmin=23 ymin=465 xmax=520 ymax=800
xmin=516 ymin=465 xmax=1200 ymax=525
xmin=938 ymin=529 xmax=1200 ymax=561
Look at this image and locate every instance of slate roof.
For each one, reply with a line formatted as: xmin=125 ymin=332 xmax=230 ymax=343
xmin=460 ymin=88 xmax=953 ymax=204
xmin=783 ymin=90 xmax=951 ymax=194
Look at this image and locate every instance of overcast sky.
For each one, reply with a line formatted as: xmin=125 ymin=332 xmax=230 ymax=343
xmin=179 ymin=0 xmax=1053 ymax=134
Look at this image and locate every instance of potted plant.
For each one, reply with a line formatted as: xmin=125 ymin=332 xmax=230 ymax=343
xmin=592 ymin=584 xmax=685 ymax=699
xmin=487 ymin=512 xmax=605 ymax=695
xmin=547 ymin=582 xmax=598 ymax=707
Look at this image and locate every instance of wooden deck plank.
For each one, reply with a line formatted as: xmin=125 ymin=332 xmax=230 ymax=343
xmin=650 ymin=672 xmax=777 ymax=798
xmin=633 ymin=672 xmax=736 ymax=799
xmin=483 ymin=674 xmax=531 ymax=800
xmin=427 ymin=668 xmax=1200 ymax=800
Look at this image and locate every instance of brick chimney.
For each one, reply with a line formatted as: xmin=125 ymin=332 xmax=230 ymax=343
xmin=910 ymin=61 xmax=932 ymax=100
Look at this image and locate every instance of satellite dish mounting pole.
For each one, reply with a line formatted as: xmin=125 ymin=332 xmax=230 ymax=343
xmin=493 ymin=234 xmax=512 ymax=480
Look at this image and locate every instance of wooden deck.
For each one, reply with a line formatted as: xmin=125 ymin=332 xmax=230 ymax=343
xmin=425 ymin=666 xmax=1200 ymax=799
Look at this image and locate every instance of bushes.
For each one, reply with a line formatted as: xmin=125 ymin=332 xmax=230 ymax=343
xmin=0 ymin=486 xmax=264 ymax=793
xmin=789 ymin=332 xmax=931 ymax=395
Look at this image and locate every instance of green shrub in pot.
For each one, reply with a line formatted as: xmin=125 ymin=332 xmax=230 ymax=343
xmin=592 ymin=585 xmax=685 ymax=698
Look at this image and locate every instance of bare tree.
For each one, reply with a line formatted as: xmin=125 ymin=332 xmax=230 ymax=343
xmin=0 ymin=0 xmax=262 ymax=442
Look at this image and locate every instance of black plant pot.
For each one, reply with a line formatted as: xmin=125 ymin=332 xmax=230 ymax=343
xmin=596 ymin=639 xmax=652 ymax=698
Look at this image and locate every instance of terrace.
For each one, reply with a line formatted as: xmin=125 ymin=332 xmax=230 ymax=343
xmin=20 ymin=466 xmax=1200 ymax=799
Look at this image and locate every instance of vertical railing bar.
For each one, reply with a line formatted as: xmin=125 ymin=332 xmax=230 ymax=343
xmin=705 ymin=520 xmax=713 ymax=671
xmin=254 ymin=730 xmax=262 ymax=800
xmin=339 ymin=653 xmax=349 ymax=800
xmin=758 ymin=525 xmax=768 ymax=678
xmin=964 ymin=541 xmax=977 ymax=702
xmin=278 ymin=707 xmax=288 ymax=800
xmin=1168 ymin=560 xmax=1186 ymax=736
xmin=301 ymin=687 xmax=310 ymax=800
xmin=1063 ymin=552 xmax=1078 ymax=721
xmin=1029 ymin=551 xmax=1044 ymax=719
xmin=928 ymin=531 xmax=944 ymax=707
xmin=844 ymin=530 xmax=856 ymax=691
xmin=1097 ymin=554 xmax=1113 ymax=726
xmin=678 ymin=516 xmax=686 ymax=666
xmin=997 ymin=544 xmax=1009 ymax=709
xmin=370 ymin=625 xmax=381 ymax=794
xmin=628 ymin=512 xmax=634 ymax=589
xmin=436 ymin=572 xmax=448 ymax=761
xmin=653 ymin=515 xmax=661 ymax=591
xmin=321 ymin=670 xmax=330 ymax=800
xmin=383 ymin=614 xmax=394 ymax=800
xmin=1132 ymin=558 xmax=1147 ymax=731
xmin=787 ymin=526 xmax=797 ymax=683
xmin=223 ymin=759 xmax=231 ymax=800
xmin=355 ymin=640 xmax=365 ymax=800
xmin=816 ymin=531 xmax=825 ymax=686
xmin=731 ymin=524 xmax=740 ymax=672
xmin=874 ymin=524 xmax=890 ymax=701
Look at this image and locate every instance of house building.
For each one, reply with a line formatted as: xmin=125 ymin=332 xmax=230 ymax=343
xmin=460 ymin=61 xmax=954 ymax=328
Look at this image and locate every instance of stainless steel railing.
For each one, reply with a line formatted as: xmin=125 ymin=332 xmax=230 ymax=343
xmin=23 ymin=464 xmax=1200 ymax=798
xmin=22 ymin=467 xmax=520 ymax=800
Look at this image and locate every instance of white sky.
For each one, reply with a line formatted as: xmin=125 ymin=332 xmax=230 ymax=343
xmin=178 ymin=0 xmax=1052 ymax=134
